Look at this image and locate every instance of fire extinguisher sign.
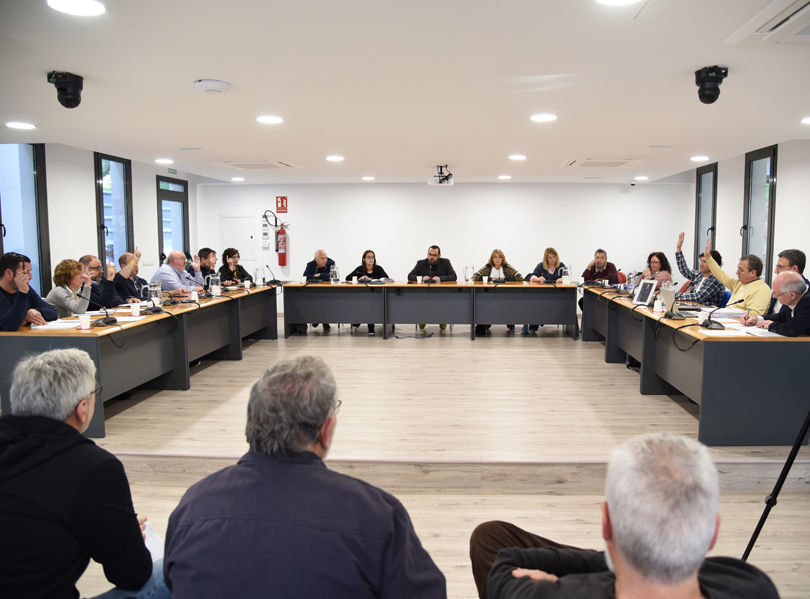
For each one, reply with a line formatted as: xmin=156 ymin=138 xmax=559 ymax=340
xmin=276 ymin=196 xmax=288 ymax=213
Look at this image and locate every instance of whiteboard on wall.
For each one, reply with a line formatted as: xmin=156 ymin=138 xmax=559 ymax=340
xmin=220 ymin=215 xmax=257 ymax=261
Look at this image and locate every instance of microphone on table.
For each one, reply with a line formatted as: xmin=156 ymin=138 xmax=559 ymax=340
xmin=702 ymin=299 xmax=744 ymax=330
xmin=85 ymin=298 xmax=118 ymax=327
xmin=265 ymin=265 xmax=282 ymax=286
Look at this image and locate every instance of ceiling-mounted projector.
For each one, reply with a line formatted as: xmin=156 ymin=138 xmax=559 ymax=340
xmin=428 ymin=164 xmax=453 ymax=186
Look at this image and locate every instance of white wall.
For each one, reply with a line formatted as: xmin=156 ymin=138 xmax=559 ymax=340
xmin=197 ymin=181 xmax=696 ymax=304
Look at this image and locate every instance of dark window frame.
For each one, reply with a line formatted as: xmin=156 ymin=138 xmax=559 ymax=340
xmin=93 ymin=152 xmax=134 ymax=266
xmin=156 ymin=175 xmax=190 ymax=263
xmin=742 ymin=145 xmax=777 ymax=285
xmin=694 ymin=162 xmax=718 ymax=270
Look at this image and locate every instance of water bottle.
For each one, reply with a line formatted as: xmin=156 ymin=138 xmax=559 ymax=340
xmin=330 ymin=265 xmax=338 ymax=285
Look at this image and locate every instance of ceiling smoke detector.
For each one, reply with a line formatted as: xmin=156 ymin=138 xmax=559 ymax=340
xmin=193 ymin=79 xmax=232 ymax=94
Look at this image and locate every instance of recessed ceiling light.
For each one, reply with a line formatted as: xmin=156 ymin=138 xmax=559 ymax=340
xmin=530 ymin=114 xmax=557 ymax=122
xmin=155 ymin=158 xmax=173 ymax=165
xmin=231 ymin=177 xmax=245 ymax=182
xmin=498 ymin=175 xmax=512 ymax=180
xmin=634 ymin=176 xmax=649 ymax=181
xmin=192 ymin=79 xmax=231 ymax=94
xmin=6 ymin=121 xmax=36 ymax=130
xmin=256 ymin=115 xmax=283 ymax=124
xmin=326 ymin=155 xmax=344 ymax=162
xmin=509 ymin=155 xmax=527 ymax=161
xmin=802 ymin=117 xmax=810 ymax=125
xmin=646 ymin=145 xmax=674 ymax=149
xmin=361 ymin=176 xmax=375 ymax=181
xmin=47 ymin=0 xmax=105 ymax=16
xmin=594 ymin=0 xmax=643 ymax=5
xmin=691 ymin=156 xmax=709 ymax=162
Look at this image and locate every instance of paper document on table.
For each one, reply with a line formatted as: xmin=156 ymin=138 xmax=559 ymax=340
xmin=709 ymin=308 xmax=746 ymax=318
xmin=701 ymin=329 xmax=747 ymax=336
xmin=143 ymin=520 xmax=164 ymax=561
xmin=31 ymin=320 xmax=81 ymax=330
xmin=113 ymin=316 xmax=147 ymax=322
xmin=743 ymin=327 xmax=782 ymax=337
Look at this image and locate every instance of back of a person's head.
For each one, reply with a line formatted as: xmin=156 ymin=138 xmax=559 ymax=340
xmin=10 ymin=349 xmax=95 ymax=422
xmin=245 ymin=356 xmax=337 ymax=457
xmin=605 ymin=433 xmax=718 ymax=584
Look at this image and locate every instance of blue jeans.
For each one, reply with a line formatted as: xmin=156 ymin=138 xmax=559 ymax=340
xmin=521 ymin=324 xmax=539 ymax=332
xmin=89 ymin=558 xmax=170 ymax=599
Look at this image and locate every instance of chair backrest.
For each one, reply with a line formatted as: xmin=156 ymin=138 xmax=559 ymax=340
xmin=616 ymin=272 xmax=627 ymax=284
xmin=678 ymin=281 xmax=691 ymax=293
xmin=719 ymin=290 xmax=732 ymax=308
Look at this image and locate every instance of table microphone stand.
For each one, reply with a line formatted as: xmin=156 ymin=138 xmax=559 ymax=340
xmin=742 ymin=401 xmax=810 ymax=561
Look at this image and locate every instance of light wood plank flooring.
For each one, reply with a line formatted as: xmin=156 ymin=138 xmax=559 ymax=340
xmin=74 ymin=321 xmax=809 ymax=598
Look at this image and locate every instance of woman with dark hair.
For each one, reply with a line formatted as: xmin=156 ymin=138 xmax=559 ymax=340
xmin=345 ymin=250 xmax=389 ymax=336
xmin=218 ymin=248 xmax=253 ymax=285
xmin=641 ymin=251 xmax=673 ymax=291
xmin=45 ymin=259 xmax=92 ymax=318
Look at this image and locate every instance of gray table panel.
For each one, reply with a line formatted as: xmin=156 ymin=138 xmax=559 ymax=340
xmin=284 ymin=285 xmax=386 ymax=338
xmin=386 ymin=286 xmax=472 ymax=325
xmin=239 ymin=287 xmax=279 ymax=340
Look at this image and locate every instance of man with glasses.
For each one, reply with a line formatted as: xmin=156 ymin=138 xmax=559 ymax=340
xmin=741 ymin=270 xmax=810 ymax=336
xmin=79 ymin=253 xmax=138 ymax=307
xmin=769 ymin=249 xmax=808 ymax=314
xmin=149 ymin=249 xmax=204 ymax=294
xmin=0 ymin=348 xmax=168 ymax=599
xmin=165 ymin=355 xmax=446 ymax=598
xmin=0 ymin=251 xmax=57 ymax=331
xmin=703 ymin=238 xmax=770 ymax=316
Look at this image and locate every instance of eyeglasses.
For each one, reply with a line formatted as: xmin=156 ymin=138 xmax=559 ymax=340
xmin=88 ymin=265 xmax=103 ymax=271
xmin=772 ymin=290 xmax=791 ymax=299
xmin=334 ymin=399 xmax=342 ymax=414
xmin=93 ymin=381 xmax=103 ymax=396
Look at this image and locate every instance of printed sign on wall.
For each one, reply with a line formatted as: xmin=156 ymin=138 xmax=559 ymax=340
xmin=276 ymin=196 xmax=288 ymax=213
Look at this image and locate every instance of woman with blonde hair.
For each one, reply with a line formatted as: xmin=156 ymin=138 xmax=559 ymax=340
xmin=473 ymin=249 xmax=522 ymax=334
xmin=45 ymin=259 xmax=92 ymax=318
xmin=523 ymin=247 xmax=567 ymax=335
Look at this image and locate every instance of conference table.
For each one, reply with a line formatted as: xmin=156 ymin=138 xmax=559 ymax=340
xmin=282 ymin=281 xmax=580 ymax=340
xmin=0 ymin=285 xmax=277 ymax=438
xmin=581 ymin=286 xmax=810 ymax=446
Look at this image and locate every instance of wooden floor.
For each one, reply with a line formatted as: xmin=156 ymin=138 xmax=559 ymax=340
xmin=77 ymin=320 xmax=810 ymax=598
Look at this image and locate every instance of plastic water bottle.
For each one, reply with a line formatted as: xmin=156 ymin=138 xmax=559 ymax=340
xmin=330 ymin=265 xmax=338 ymax=285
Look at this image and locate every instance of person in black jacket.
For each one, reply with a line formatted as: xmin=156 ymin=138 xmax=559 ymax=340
xmin=407 ymin=245 xmax=457 ymax=283
xmin=218 ymin=247 xmax=253 ymax=285
xmin=79 ymin=254 xmax=131 ymax=307
xmin=523 ymin=247 xmax=567 ymax=334
xmin=345 ymin=249 xmax=389 ymax=336
xmin=0 ymin=348 xmax=168 ymax=599
xmin=470 ymin=433 xmax=778 ymax=599
xmin=742 ymin=270 xmax=810 ymax=336
xmin=0 ymin=252 xmax=57 ymax=331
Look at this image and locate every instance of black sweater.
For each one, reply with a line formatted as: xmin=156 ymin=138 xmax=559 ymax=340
xmin=0 ymin=415 xmax=152 ymax=599
xmin=345 ymin=264 xmax=390 ymax=281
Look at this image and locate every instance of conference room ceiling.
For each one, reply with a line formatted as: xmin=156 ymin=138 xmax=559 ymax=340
xmin=1 ymin=0 xmax=809 ymax=185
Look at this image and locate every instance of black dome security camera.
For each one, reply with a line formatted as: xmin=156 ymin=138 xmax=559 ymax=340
xmin=695 ymin=66 xmax=728 ymax=105
xmin=47 ymin=71 xmax=84 ymax=109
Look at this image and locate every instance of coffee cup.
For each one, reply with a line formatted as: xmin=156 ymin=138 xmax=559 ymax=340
xmin=78 ymin=314 xmax=91 ymax=329
xmin=482 ymin=276 xmax=489 ymax=285
xmin=130 ymin=304 xmax=141 ymax=316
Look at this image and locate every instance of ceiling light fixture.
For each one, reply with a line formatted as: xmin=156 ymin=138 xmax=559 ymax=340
xmin=498 ymin=175 xmax=512 ymax=180
xmin=257 ymin=116 xmax=283 ymax=124
xmin=326 ymin=155 xmax=344 ymax=162
xmin=362 ymin=176 xmax=375 ymax=181
xmin=155 ymin=158 xmax=173 ymax=165
xmin=634 ymin=176 xmax=649 ymax=181
xmin=231 ymin=177 xmax=245 ymax=182
xmin=594 ymin=0 xmax=643 ymax=5
xmin=802 ymin=117 xmax=810 ymax=125
xmin=509 ymin=155 xmax=527 ymax=161
xmin=691 ymin=156 xmax=709 ymax=162
xmin=192 ymin=79 xmax=232 ymax=94
xmin=47 ymin=0 xmax=105 ymax=16
xmin=530 ymin=114 xmax=557 ymax=122
xmin=6 ymin=122 xmax=36 ymax=130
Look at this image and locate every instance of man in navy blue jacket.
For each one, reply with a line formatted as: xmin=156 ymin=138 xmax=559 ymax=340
xmin=165 ymin=355 xmax=446 ymax=599
xmin=303 ymin=248 xmax=336 ymax=280
xmin=0 ymin=252 xmax=57 ymax=331
xmin=742 ymin=270 xmax=810 ymax=336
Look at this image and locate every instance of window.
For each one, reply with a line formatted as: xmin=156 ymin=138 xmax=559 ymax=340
xmin=0 ymin=144 xmax=51 ymax=293
xmin=156 ymin=176 xmax=189 ymax=263
xmin=694 ymin=163 xmax=717 ymax=269
xmin=94 ymin=153 xmax=134 ymax=268
xmin=742 ymin=145 xmax=777 ymax=284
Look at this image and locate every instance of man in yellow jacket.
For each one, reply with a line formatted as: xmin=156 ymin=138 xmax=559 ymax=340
xmin=704 ymin=238 xmax=771 ymax=316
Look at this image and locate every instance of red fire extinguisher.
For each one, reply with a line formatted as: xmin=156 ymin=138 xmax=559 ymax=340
xmin=276 ymin=226 xmax=287 ymax=266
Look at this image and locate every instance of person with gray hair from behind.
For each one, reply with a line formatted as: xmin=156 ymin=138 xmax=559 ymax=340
xmin=164 ymin=355 xmax=446 ymax=599
xmin=471 ymin=433 xmax=778 ymax=599
xmin=0 ymin=349 xmax=168 ymax=599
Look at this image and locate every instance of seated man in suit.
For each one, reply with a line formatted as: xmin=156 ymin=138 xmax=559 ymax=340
xmin=470 ymin=433 xmax=778 ymax=599
xmin=165 ymin=355 xmax=446 ymax=599
xmin=674 ymin=232 xmax=727 ymax=306
xmin=187 ymin=247 xmax=218 ymax=287
xmin=741 ymin=270 xmax=810 ymax=336
xmin=79 ymin=254 xmax=136 ymax=307
xmin=408 ymin=245 xmax=457 ymax=332
xmin=770 ymin=249 xmax=809 ymax=314
xmin=302 ymin=249 xmax=336 ymax=331
xmin=0 ymin=348 xmax=168 ymax=599
xmin=113 ymin=248 xmax=147 ymax=301
xmin=0 ymin=251 xmax=57 ymax=331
